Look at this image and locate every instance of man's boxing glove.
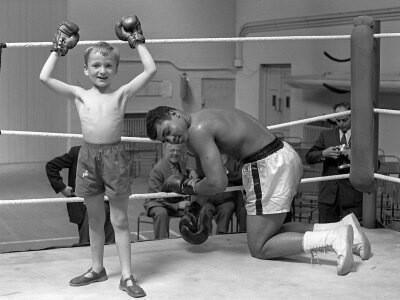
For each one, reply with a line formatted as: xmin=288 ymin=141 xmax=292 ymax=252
xmin=179 ymin=201 xmax=209 ymax=245
xmin=163 ymin=174 xmax=199 ymax=195
xmin=179 ymin=219 xmax=209 ymax=245
xmin=51 ymin=21 xmax=80 ymax=56
xmin=115 ymin=15 xmax=145 ymax=49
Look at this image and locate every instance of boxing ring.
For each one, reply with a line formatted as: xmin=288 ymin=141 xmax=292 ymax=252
xmin=1 ymin=15 xmax=400 ymax=299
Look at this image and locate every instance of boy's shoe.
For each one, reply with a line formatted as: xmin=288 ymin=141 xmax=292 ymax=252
xmin=69 ymin=267 xmax=108 ymax=286
xmin=119 ymin=275 xmax=146 ymax=298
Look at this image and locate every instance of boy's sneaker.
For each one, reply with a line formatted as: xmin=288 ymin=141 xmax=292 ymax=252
xmin=119 ymin=275 xmax=146 ymax=298
xmin=69 ymin=267 xmax=108 ymax=286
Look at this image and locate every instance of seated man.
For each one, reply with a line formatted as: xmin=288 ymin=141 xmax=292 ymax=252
xmin=199 ymin=192 xmax=235 ymax=234
xmin=144 ymin=143 xmax=192 ymax=239
xmin=224 ymin=155 xmax=246 ymax=233
xmin=200 ymin=154 xmax=242 ymax=234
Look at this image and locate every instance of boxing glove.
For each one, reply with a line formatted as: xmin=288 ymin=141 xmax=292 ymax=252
xmin=115 ymin=15 xmax=145 ymax=49
xmin=163 ymin=174 xmax=199 ymax=195
xmin=179 ymin=202 xmax=210 ymax=245
xmin=179 ymin=219 xmax=209 ymax=245
xmin=51 ymin=21 xmax=80 ymax=56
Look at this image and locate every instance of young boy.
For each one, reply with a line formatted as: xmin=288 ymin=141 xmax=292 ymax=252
xmin=40 ymin=16 xmax=156 ymax=298
xmin=146 ymin=106 xmax=371 ymax=276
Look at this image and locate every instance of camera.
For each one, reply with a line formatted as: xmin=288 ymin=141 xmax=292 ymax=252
xmin=336 ymin=144 xmax=350 ymax=173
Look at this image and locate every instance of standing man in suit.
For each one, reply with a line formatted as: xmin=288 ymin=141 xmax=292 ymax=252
xmin=305 ymin=102 xmax=363 ymax=223
xmin=46 ymin=146 xmax=115 ymax=246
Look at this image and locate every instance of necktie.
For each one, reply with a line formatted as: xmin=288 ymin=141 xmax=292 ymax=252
xmin=173 ymin=163 xmax=182 ymax=174
xmin=340 ymin=132 xmax=347 ymax=145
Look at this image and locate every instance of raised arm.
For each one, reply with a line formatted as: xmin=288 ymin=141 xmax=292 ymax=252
xmin=39 ymin=21 xmax=81 ymax=99
xmin=114 ymin=15 xmax=157 ymax=99
xmin=39 ymin=52 xmax=78 ymax=98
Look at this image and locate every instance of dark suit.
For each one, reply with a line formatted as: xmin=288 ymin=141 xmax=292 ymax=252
xmin=305 ymin=128 xmax=363 ymax=222
xmin=145 ymin=158 xmax=189 ymax=239
xmin=45 ymin=146 xmax=115 ymax=245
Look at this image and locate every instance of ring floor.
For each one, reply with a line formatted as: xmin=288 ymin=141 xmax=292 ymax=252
xmin=1 ymin=229 xmax=400 ymax=300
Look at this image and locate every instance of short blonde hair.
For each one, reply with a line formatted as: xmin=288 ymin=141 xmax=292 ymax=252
xmin=84 ymin=42 xmax=120 ymax=68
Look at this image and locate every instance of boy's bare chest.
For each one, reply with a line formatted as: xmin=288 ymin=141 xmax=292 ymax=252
xmin=76 ymin=94 xmax=124 ymax=115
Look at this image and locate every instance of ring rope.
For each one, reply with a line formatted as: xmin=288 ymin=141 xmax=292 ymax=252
xmin=374 ymin=173 xmax=400 ymax=184
xmin=374 ymin=108 xmax=400 ymax=116
xmin=300 ymin=173 xmax=349 ymax=183
xmin=0 ymin=111 xmax=352 ymax=139
xmin=0 ymin=174 xmax=349 ymax=206
xmin=3 ymin=109 xmax=400 ymax=140
xmin=0 ymin=187 xmax=241 ymax=205
xmin=0 ymin=129 xmax=157 ymax=143
xmin=1 ymin=105 xmax=399 ymax=206
xmin=267 ymin=110 xmax=350 ymax=130
xmin=5 ymin=32 xmax=400 ymax=49
xmin=3 ymin=33 xmax=400 ymax=49
xmin=3 ymin=109 xmax=396 ymax=141
xmin=2 ymin=36 xmax=352 ymax=48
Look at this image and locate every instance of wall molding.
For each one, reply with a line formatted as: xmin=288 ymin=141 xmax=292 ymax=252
xmin=235 ymin=7 xmax=400 ymax=66
xmin=239 ymin=7 xmax=400 ymax=36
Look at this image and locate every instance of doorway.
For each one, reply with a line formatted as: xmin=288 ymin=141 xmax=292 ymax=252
xmin=259 ymin=64 xmax=292 ymax=137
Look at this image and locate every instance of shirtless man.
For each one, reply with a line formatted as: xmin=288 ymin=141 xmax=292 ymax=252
xmin=146 ymin=106 xmax=371 ymax=275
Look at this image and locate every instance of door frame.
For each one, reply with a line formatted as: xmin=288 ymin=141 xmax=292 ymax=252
xmin=258 ymin=63 xmax=291 ymax=127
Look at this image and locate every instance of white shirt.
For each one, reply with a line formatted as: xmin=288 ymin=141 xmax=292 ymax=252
xmin=340 ymin=129 xmax=351 ymax=146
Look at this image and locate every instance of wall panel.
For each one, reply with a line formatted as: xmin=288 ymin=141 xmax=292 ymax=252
xmin=0 ymin=0 xmax=68 ymax=163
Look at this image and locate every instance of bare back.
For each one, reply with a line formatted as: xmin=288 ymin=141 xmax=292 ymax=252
xmin=189 ymin=108 xmax=275 ymax=160
xmin=75 ymin=88 xmax=128 ymax=144
xmin=184 ymin=108 xmax=276 ymax=194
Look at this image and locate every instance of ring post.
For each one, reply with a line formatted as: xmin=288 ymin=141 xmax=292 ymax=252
xmin=350 ymin=16 xmax=380 ymax=228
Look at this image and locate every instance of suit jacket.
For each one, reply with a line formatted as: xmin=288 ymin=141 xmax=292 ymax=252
xmin=305 ymin=128 xmax=362 ymax=206
xmin=45 ymin=146 xmax=86 ymax=224
xmin=144 ymin=158 xmax=189 ymax=214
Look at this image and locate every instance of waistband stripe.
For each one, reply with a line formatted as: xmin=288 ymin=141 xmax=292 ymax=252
xmin=241 ymin=138 xmax=284 ymax=164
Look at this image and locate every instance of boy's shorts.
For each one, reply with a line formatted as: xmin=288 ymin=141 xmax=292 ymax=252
xmin=241 ymin=139 xmax=303 ymax=216
xmin=75 ymin=142 xmax=131 ymax=199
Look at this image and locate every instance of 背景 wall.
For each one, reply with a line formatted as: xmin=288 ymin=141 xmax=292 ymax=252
xmin=2 ymin=0 xmax=400 ymax=163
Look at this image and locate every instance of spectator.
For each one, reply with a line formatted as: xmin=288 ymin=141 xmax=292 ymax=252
xmin=200 ymin=192 xmax=235 ymax=234
xmin=145 ymin=143 xmax=192 ymax=239
xmin=221 ymin=154 xmax=246 ymax=233
xmin=45 ymin=146 xmax=115 ymax=246
xmin=305 ymin=102 xmax=363 ymax=223
xmin=189 ymin=154 xmax=242 ymax=234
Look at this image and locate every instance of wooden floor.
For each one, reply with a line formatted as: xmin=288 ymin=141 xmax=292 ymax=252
xmin=1 ymin=229 xmax=400 ymax=300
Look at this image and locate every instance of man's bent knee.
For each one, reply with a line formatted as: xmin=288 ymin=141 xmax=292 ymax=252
xmin=248 ymin=239 xmax=280 ymax=260
xmin=246 ymin=213 xmax=287 ymax=259
xmin=150 ymin=207 xmax=168 ymax=218
xmin=248 ymin=241 xmax=268 ymax=259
